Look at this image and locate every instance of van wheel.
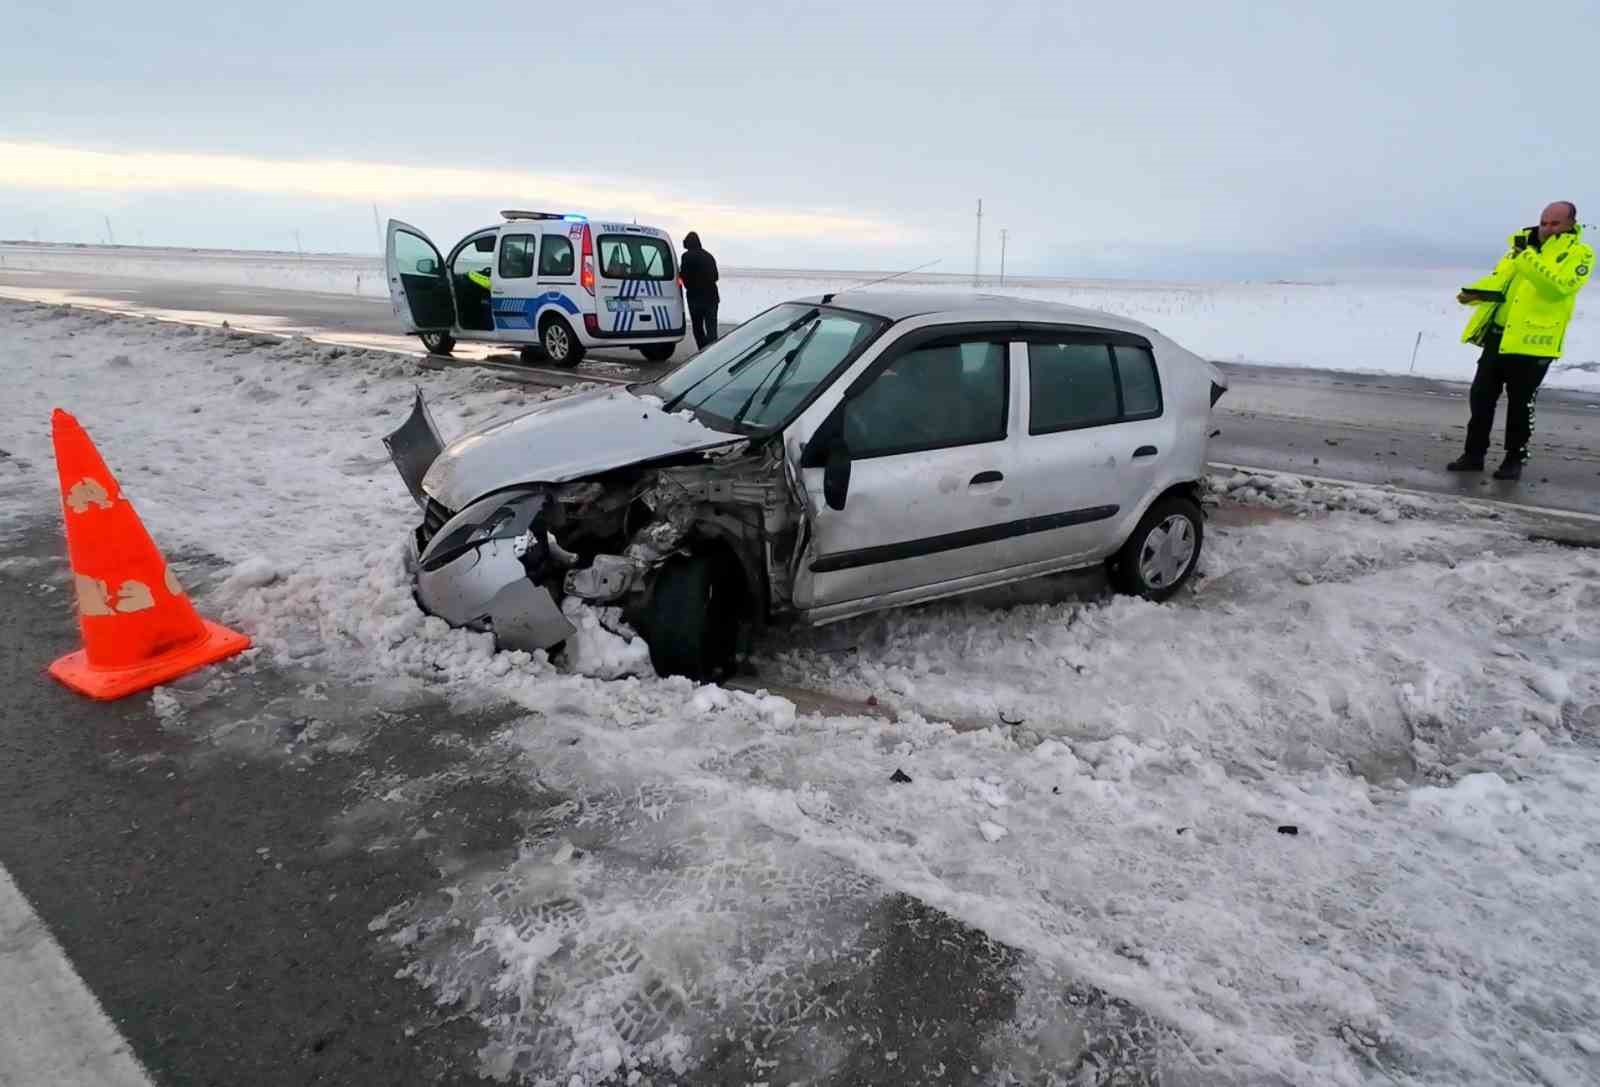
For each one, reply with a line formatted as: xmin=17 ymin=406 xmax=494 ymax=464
xmin=637 ymin=555 xmax=740 ymax=681
xmin=638 ymin=343 xmax=676 ymax=363
xmin=519 ymin=345 xmax=545 ymax=365
xmin=539 ymin=315 xmax=584 ymax=368
xmin=1108 ymin=495 xmax=1203 ymax=601
xmin=418 ymin=331 xmax=455 ymax=355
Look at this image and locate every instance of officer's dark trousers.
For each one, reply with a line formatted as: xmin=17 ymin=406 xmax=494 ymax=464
xmin=1463 ymin=333 xmax=1552 ymax=464
xmin=689 ymin=302 xmax=718 ymax=351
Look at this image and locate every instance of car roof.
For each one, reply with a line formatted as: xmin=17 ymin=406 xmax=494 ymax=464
xmin=807 ymin=289 xmax=1157 ymax=336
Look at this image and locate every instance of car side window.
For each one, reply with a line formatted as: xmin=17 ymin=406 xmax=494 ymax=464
xmin=539 ymin=235 xmax=575 ymax=278
xmin=843 ymin=340 xmax=1007 ymax=459
xmin=497 ymin=234 xmax=535 ymax=279
xmin=1114 ymin=345 xmax=1163 ymax=418
xmin=1027 ymin=342 xmax=1120 ymax=433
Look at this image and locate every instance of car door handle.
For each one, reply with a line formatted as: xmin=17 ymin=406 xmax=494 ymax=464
xmin=1133 ymin=446 xmax=1159 ymax=458
xmin=970 ymin=470 xmax=1004 ymax=485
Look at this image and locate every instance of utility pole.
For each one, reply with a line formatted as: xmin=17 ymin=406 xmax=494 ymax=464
xmin=999 ymin=229 xmax=1008 ymax=286
xmin=372 ymin=204 xmax=383 ymax=253
xmin=103 ymin=215 xmax=115 ymax=245
xmin=973 ymin=199 xmax=983 ymax=286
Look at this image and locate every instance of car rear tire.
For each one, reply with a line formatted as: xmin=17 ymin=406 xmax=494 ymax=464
xmin=637 ymin=554 xmax=740 ymax=681
xmin=539 ymin=315 xmax=584 ymax=368
xmin=638 ymin=343 xmax=676 ymax=363
xmin=418 ymin=331 xmax=455 ymax=356
xmin=1108 ymin=494 xmax=1203 ymax=601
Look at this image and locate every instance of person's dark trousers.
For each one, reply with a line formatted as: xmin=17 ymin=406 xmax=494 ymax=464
xmin=689 ymin=302 xmax=719 ymax=350
xmin=1463 ymin=334 xmax=1552 ymax=465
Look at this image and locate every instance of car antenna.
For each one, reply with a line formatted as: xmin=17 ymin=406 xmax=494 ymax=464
xmin=821 ymin=258 xmax=941 ymax=304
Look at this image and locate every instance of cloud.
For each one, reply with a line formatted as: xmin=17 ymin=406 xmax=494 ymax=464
xmin=0 ymin=141 xmax=904 ymax=244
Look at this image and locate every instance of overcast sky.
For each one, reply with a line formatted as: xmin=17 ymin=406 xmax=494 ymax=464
xmin=3 ymin=0 xmax=1595 ymax=279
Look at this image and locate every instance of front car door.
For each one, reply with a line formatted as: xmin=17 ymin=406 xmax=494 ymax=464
xmin=794 ymin=328 xmax=1023 ymax=613
xmin=384 ymin=219 xmax=456 ymax=333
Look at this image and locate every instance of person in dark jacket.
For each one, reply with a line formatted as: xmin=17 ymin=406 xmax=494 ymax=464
xmin=679 ymin=231 xmax=720 ymax=349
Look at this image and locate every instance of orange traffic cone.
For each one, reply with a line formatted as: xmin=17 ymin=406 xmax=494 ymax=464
xmin=47 ymin=409 xmax=250 ymax=700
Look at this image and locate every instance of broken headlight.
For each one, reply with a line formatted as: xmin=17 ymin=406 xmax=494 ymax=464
xmin=418 ymin=489 xmax=549 ymax=573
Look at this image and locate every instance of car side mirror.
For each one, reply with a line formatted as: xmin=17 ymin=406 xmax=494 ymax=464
xmin=416 ymin=257 xmax=438 ymax=275
xmin=474 ymin=236 xmax=496 ymax=253
xmin=823 ymin=439 xmax=851 ymax=510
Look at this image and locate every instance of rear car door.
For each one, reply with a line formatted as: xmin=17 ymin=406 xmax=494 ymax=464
xmin=799 ymin=330 xmax=1020 ymax=608
xmin=385 ymin=219 xmax=455 ymax=332
xmin=1008 ymin=330 xmax=1172 ymax=565
xmin=595 ymin=229 xmax=679 ymax=335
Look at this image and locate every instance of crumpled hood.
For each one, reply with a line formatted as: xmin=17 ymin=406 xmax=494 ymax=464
xmin=422 ymin=386 xmax=739 ymax=509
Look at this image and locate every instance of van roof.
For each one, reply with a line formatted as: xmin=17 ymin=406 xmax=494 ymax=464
xmin=500 ymin=210 xmax=586 ymax=221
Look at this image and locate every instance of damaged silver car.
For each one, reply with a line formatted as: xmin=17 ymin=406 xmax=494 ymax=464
xmin=386 ymin=291 xmax=1229 ymax=680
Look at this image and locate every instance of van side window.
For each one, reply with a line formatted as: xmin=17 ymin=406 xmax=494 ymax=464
xmin=497 ymin=234 xmax=535 ymax=279
xmin=844 ymin=340 xmax=1008 ymax=459
xmin=538 ymin=235 xmax=575 ymax=278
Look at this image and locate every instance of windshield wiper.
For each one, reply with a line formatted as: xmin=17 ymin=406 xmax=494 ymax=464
xmin=660 ymin=309 xmax=818 ymax=414
xmin=661 ymin=331 xmax=779 ymax=413
xmin=730 ymin=319 xmax=820 ymax=430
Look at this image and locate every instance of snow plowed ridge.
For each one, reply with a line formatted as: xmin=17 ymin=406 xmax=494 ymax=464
xmin=6 ymin=299 xmax=1600 ymax=1084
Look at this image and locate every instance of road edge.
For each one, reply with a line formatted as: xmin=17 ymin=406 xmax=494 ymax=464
xmin=0 ymin=864 xmax=156 ymax=1087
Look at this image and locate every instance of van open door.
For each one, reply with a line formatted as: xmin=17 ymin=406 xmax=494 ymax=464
xmin=385 ymin=220 xmax=456 ymax=333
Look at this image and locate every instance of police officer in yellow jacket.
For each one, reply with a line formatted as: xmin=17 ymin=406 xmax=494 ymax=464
xmin=1448 ymin=202 xmax=1592 ymax=480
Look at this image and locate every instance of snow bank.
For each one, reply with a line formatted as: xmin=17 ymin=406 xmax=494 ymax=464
xmin=5 ymin=243 xmax=1595 ymax=388
xmin=4 ymin=298 xmax=1598 ymax=1085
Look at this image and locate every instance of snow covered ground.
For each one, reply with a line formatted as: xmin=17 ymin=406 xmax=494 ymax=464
xmin=4 ymin=242 xmax=1597 ymax=389
xmin=3 ymin=299 xmax=1599 ymax=1085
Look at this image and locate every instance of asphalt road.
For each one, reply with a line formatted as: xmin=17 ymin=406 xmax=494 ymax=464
xmin=3 ymin=266 xmax=1598 ymax=517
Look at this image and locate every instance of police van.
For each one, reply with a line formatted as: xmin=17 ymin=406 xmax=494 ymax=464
xmin=385 ymin=211 xmax=686 ymax=367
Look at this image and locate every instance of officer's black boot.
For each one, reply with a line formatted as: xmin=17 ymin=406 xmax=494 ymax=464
xmin=1492 ymin=459 xmax=1523 ymax=481
xmin=1446 ymin=455 xmax=1485 ymax=472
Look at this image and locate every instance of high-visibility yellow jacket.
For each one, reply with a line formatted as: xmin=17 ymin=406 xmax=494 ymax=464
xmin=1461 ymin=225 xmax=1593 ymax=358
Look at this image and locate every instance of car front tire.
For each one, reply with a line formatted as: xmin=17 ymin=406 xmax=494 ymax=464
xmin=635 ymin=554 xmax=740 ymax=681
xmin=1109 ymin=494 xmax=1203 ymax=601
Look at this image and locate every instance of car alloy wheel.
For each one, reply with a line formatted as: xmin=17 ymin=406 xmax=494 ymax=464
xmin=1138 ymin=513 xmax=1197 ymax=588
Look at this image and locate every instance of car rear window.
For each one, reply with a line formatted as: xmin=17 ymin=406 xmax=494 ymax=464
xmin=597 ymin=235 xmax=674 ymax=280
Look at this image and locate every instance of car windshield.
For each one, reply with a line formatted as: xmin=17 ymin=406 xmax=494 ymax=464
xmin=652 ymin=303 xmax=888 ymax=432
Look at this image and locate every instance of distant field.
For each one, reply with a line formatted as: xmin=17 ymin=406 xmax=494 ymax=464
xmin=3 ymin=242 xmax=1595 ymax=387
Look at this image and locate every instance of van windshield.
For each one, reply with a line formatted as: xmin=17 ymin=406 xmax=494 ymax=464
xmin=650 ymin=303 xmax=889 ymax=433
xmin=597 ymin=235 xmax=674 ymax=280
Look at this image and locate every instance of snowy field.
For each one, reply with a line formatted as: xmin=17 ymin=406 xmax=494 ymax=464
xmin=3 ymin=298 xmax=1599 ymax=1085
xmin=3 ymin=242 xmax=1598 ymax=389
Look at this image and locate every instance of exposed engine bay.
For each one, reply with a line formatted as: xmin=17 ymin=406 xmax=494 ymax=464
xmin=388 ymin=391 xmax=804 ymax=657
